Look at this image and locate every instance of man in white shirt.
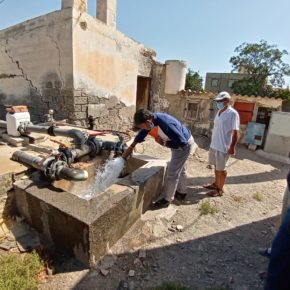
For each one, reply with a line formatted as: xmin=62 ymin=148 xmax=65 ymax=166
xmin=204 ymin=91 xmax=240 ymax=197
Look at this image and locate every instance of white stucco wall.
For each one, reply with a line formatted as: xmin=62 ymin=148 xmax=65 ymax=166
xmin=72 ymin=8 xmax=154 ymax=106
xmin=264 ymin=112 xmax=290 ymax=157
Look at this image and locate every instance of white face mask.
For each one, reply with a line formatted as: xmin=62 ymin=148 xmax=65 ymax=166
xmin=216 ymin=102 xmax=225 ymax=110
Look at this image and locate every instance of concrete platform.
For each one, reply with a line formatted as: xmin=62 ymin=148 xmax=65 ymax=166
xmin=0 ymin=143 xmax=30 ymax=216
xmin=13 ymin=154 xmax=166 ymax=266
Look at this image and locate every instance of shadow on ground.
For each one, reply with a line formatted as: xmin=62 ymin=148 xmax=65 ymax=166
xmin=188 ymin=144 xmax=289 ymax=188
xmin=52 ymin=215 xmax=279 ymax=290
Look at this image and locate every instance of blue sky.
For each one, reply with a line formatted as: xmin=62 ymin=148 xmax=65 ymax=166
xmin=1 ymin=0 xmax=290 ymax=84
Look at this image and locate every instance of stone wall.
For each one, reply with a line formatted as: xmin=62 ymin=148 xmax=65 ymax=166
xmin=72 ymin=92 xmax=135 ymax=130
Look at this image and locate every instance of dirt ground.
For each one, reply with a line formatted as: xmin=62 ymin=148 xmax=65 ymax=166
xmin=39 ymin=136 xmax=290 ymax=290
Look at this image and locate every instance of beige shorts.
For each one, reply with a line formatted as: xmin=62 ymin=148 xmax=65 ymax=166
xmin=208 ymin=148 xmax=229 ymax=171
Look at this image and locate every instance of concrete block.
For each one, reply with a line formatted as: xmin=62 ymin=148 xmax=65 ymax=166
xmin=248 ymin=144 xmax=257 ymax=151
xmin=1 ymin=134 xmax=29 ymax=147
xmin=13 ymin=155 xmax=165 ymax=266
xmin=88 ymin=96 xmax=100 ymax=104
xmin=119 ymin=106 xmax=135 ymax=118
xmin=74 ymin=97 xmax=87 ymax=105
xmin=88 ymin=104 xmax=108 ymax=118
xmin=27 ymin=144 xmax=53 ymax=154
xmin=27 ymin=133 xmax=47 ymax=144
xmin=105 ymin=96 xmax=119 ymax=109
xmin=69 ymin=112 xmax=87 ymax=120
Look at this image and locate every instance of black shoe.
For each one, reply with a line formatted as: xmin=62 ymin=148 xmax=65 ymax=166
xmin=153 ymin=198 xmax=170 ymax=208
xmin=175 ymin=191 xmax=187 ymax=201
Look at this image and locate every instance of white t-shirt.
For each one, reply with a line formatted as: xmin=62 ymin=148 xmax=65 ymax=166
xmin=210 ymin=106 xmax=240 ymax=153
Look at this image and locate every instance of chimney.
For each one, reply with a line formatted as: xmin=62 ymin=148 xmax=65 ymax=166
xmin=62 ymin=0 xmax=88 ymax=13
xmin=96 ymin=0 xmax=116 ymax=28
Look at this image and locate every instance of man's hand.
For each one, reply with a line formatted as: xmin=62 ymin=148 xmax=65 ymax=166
xmin=122 ymin=144 xmax=135 ymax=159
xmin=155 ymin=136 xmax=166 ymax=146
xmin=227 ymin=146 xmax=235 ymax=155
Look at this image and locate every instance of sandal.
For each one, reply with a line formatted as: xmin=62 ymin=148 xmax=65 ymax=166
xmin=203 ymin=183 xmax=217 ymax=190
xmin=206 ymin=189 xmax=223 ymax=197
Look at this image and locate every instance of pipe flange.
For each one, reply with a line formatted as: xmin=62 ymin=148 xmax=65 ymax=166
xmin=58 ymin=147 xmax=73 ymax=165
xmin=18 ymin=122 xmax=32 ymax=135
xmin=44 ymin=159 xmax=67 ymax=180
xmin=86 ymin=137 xmax=102 ymax=157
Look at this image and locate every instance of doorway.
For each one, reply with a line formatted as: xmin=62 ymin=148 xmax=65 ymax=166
xmin=136 ymin=76 xmax=151 ymax=111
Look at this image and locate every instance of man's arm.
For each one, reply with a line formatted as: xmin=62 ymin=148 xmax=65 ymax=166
xmin=122 ymin=129 xmax=149 ymax=159
xmin=122 ymin=141 xmax=137 ymax=158
xmin=227 ymin=130 xmax=239 ymax=155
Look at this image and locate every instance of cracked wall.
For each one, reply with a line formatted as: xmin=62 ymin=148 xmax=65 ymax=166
xmin=70 ymin=8 xmax=156 ymax=128
xmin=0 ymin=4 xmax=158 ymax=129
xmin=0 ymin=9 xmax=74 ymax=122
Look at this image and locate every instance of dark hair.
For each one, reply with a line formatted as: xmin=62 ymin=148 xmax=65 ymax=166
xmin=134 ymin=109 xmax=154 ymax=125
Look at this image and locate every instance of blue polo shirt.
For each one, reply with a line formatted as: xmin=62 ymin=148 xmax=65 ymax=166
xmin=134 ymin=112 xmax=191 ymax=149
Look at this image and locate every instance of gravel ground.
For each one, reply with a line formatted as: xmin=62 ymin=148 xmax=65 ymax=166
xmin=40 ymin=136 xmax=290 ymax=290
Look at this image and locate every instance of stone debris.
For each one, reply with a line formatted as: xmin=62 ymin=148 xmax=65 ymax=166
xmin=99 ymin=254 xmax=116 ymax=269
xmin=0 ymin=240 xmax=17 ymax=250
xmin=0 ymin=218 xmax=40 ymax=252
xmin=117 ymin=280 xmax=129 ymax=290
xmin=138 ymin=249 xmax=146 ymax=258
xmin=100 ymin=268 xmax=110 ymax=276
xmin=159 ymin=206 xmax=177 ymax=222
xmin=128 ymin=270 xmax=135 ymax=277
xmin=46 ymin=267 xmax=55 ymax=276
xmin=133 ymin=257 xmax=142 ymax=267
xmin=176 ymin=225 xmax=184 ymax=231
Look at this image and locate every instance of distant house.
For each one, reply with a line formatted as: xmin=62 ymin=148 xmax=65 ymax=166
xmin=204 ymin=72 xmax=249 ymax=93
xmin=165 ymin=91 xmax=282 ymax=148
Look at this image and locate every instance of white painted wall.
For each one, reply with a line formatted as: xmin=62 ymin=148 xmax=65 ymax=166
xmin=264 ymin=112 xmax=290 ymax=157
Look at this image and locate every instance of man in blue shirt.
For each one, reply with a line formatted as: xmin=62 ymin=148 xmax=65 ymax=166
xmin=122 ymin=109 xmax=195 ymax=208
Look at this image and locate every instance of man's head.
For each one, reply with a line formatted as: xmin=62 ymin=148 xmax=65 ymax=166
xmin=134 ymin=109 xmax=154 ymax=130
xmin=214 ymin=91 xmax=231 ymax=109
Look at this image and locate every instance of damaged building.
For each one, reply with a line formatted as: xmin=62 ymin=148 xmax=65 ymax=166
xmin=0 ymin=0 xmax=182 ymax=129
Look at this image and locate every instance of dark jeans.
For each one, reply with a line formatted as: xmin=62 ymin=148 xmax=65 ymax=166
xmin=265 ymin=208 xmax=290 ymax=290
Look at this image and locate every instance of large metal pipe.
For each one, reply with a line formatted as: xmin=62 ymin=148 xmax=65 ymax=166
xmin=72 ymin=146 xmax=92 ymax=159
xmin=20 ymin=124 xmax=87 ymax=148
xmin=12 ymin=150 xmax=44 ymax=170
xmin=12 ymin=150 xmax=89 ymax=181
xmin=57 ymin=167 xmax=88 ymax=181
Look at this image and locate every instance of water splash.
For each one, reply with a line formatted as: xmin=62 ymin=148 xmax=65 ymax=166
xmin=81 ymin=157 xmax=125 ymax=200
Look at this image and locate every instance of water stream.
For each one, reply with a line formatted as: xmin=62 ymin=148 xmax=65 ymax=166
xmin=80 ymin=157 xmax=126 ymax=200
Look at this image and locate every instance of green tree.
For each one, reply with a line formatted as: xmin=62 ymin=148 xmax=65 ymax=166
xmin=230 ymin=40 xmax=290 ymax=97
xmin=185 ymin=69 xmax=203 ymax=91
